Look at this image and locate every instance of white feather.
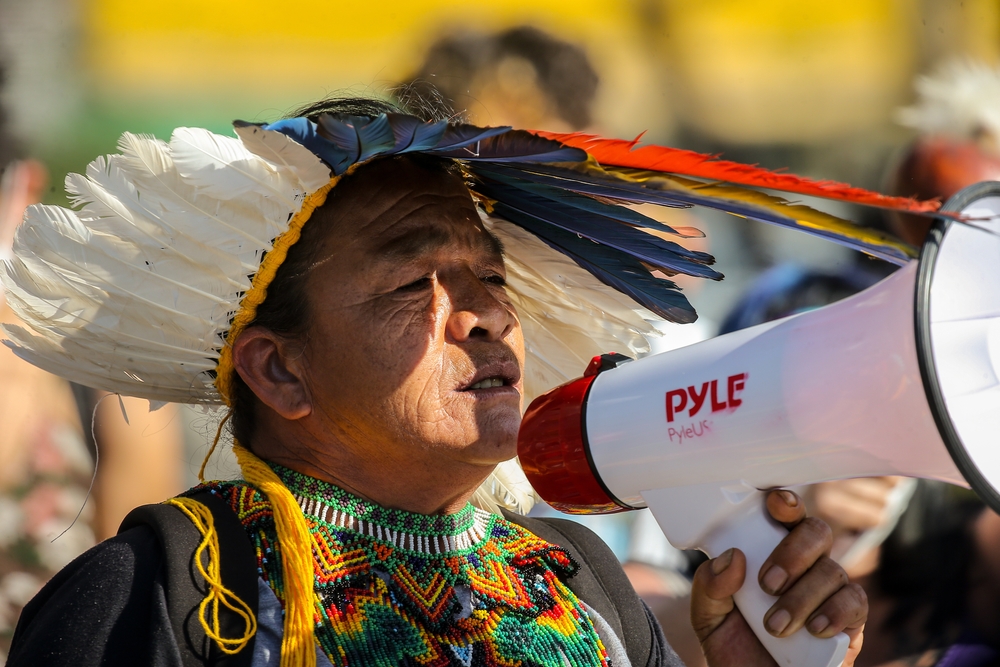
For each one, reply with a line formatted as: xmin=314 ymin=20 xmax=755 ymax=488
xmin=233 ymin=124 xmax=331 ymax=193
xmin=0 ymin=126 xmax=325 ymax=403
xmin=170 ymin=128 xmax=301 ymax=209
xmin=66 ymin=155 xmax=257 ymax=279
xmin=470 ymin=459 xmax=539 ymax=515
xmin=117 ymin=133 xmax=284 ymax=251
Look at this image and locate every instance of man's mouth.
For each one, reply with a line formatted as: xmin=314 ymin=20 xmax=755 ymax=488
xmin=460 ymin=357 xmax=521 ymax=393
xmin=467 ymin=377 xmax=508 ymax=390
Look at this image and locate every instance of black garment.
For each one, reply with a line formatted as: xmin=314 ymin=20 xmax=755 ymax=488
xmin=8 ymin=491 xmax=257 ymax=667
xmin=9 ymin=499 xmax=682 ymax=667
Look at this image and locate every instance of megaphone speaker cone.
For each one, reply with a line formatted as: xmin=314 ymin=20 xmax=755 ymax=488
xmin=916 ymin=181 xmax=1000 ymax=514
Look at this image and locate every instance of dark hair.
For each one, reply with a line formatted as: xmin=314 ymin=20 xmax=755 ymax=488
xmin=407 ymin=25 xmax=599 ymax=130
xmin=227 ymin=94 xmax=457 ymax=446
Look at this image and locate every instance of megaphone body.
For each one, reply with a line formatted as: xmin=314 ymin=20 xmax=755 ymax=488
xmin=518 ymin=183 xmax=1000 ymax=667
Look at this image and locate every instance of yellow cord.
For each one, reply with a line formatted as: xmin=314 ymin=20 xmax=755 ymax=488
xmin=234 ymin=444 xmax=317 ymax=667
xmin=164 ymin=497 xmax=258 ymax=655
xmin=214 ymin=177 xmax=338 ymax=405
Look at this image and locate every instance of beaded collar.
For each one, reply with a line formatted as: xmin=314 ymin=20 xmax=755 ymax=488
xmin=283 ymin=466 xmax=491 ymax=555
xmin=198 ymin=466 xmax=612 ymax=667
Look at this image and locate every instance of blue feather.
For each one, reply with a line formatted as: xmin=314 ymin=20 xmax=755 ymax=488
xmin=314 ymin=114 xmax=363 ymax=159
xmin=315 ymin=114 xmax=397 ymax=165
xmin=432 ymin=130 xmax=586 ymax=163
xmin=500 ymin=164 xmax=912 ymax=264
xmin=385 ymin=114 xmax=448 ymax=152
xmin=354 ymin=115 xmax=397 ymax=162
xmin=495 ymin=163 xmax=802 ymax=228
xmin=476 ymin=178 xmax=722 ymax=280
xmin=427 ymin=123 xmax=512 ymax=152
xmin=493 ymin=201 xmax=697 ymax=323
xmin=474 ymin=163 xmax=687 ymax=235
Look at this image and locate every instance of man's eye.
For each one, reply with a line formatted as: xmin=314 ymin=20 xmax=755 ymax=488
xmin=396 ymin=276 xmax=432 ymax=292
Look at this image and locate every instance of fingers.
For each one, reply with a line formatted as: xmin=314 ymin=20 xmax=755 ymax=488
xmin=762 ymin=556 xmax=867 ymax=638
xmin=758 ymin=517 xmax=832 ymax=596
xmin=809 ymin=478 xmax=900 ymax=532
xmin=843 ymin=623 xmax=866 ymax=667
xmin=689 ymin=548 xmax=746 ymax=641
xmin=765 ymin=489 xmax=807 ymax=527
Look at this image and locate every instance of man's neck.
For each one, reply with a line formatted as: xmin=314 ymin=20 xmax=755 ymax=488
xmin=247 ymin=423 xmax=493 ymax=516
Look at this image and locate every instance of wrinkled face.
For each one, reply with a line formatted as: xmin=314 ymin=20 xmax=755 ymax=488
xmin=298 ymin=157 xmax=524 ymax=467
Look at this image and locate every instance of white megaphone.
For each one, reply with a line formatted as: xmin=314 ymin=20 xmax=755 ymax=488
xmin=517 ymin=182 xmax=1000 ymax=667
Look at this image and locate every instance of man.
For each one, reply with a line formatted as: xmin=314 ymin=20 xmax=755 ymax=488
xmin=2 ymin=96 xmax=868 ymax=666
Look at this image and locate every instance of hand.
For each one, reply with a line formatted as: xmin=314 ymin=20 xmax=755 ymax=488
xmin=690 ymin=490 xmax=868 ymax=667
xmin=807 ymin=476 xmax=905 ymax=534
xmin=0 ymin=160 xmax=47 ymax=252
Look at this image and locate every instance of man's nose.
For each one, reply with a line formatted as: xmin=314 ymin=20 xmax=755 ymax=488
xmin=444 ymin=269 xmax=515 ymax=343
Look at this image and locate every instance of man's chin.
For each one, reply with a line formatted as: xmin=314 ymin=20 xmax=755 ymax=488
xmin=463 ymin=414 xmax=521 ymax=465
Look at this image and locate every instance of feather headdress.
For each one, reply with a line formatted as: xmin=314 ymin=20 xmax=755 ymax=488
xmin=0 ymin=108 xmax=940 ymax=514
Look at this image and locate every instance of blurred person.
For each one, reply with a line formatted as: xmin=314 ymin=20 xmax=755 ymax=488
xmin=0 ymin=59 xmax=184 ymax=661
xmin=857 ymin=483 xmax=1000 ymax=666
xmin=2 ymin=94 xmax=868 ymax=667
xmin=405 ymin=25 xmax=598 ymax=132
xmin=888 ymin=60 xmax=1000 ymax=246
xmin=0 ymin=139 xmax=96 ymax=660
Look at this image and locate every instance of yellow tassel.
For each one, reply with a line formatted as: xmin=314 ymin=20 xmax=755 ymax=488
xmin=214 ymin=177 xmax=338 ymax=406
xmin=233 ymin=444 xmax=317 ymax=667
xmin=164 ymin=497 xmax=257 ymax=655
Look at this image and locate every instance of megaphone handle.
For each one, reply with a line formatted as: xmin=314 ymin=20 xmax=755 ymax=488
xmin=702 ymin=492 xmax=851 ymax=667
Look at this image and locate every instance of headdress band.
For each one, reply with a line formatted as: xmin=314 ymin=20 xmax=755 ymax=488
xmin=214 ymin=175 xmax=338 ymax=405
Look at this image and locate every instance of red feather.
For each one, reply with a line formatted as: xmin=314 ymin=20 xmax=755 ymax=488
xmin=534 ymin=130 xmax=941 ymax=214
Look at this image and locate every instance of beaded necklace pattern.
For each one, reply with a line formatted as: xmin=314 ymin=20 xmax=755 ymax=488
xmin=197 ymin=468 xmax=612 ymax=667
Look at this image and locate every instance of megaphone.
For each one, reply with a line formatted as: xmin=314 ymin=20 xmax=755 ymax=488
xmin=517 ymin=182 xmax=1000 ymax=667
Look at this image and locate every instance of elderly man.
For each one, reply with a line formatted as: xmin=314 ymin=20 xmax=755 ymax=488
xmin=2 ymin=96 xmax=869 ymax=667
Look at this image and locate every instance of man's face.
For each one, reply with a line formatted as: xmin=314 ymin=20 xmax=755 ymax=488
xmin=297 ymin=157 xmax=524 ymax=469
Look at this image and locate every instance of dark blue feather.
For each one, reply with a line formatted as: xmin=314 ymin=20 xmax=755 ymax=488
xmin=485 ymin=164 xmax=913 ymax=264
xmin=493 ymin=201 xmax=697 ymax=323
xmin=497 ymin=163 xmax=801 ymax=228
xmin=354 ymin=115 xmax=397 ymax=162
xmin=314 ymin=114 xmax=398 ymax=166
xmin=432 ymin=130 xmax=586 ymax=163
xmin=476 ymin=178 xmax=722 ymax=280
xmin=314 ymin=114 xmax=363 ymax=162
xmin=425 ymin=123 xmax=513 ymax=152
xmin=474 ymin=163 xmax=687 ymax=235
xmin=385 ymin=114 xmax=448 ymax=152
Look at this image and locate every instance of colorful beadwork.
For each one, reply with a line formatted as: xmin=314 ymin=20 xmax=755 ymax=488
xmin=197 ymin=466 xmax=612 ymax=667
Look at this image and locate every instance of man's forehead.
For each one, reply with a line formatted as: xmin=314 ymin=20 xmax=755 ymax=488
xmin=373 ymin=212 xmax=504 ymax=262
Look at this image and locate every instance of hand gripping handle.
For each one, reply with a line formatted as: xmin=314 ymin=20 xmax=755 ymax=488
xmin=702 ymin=492 xmax=850 ymax=667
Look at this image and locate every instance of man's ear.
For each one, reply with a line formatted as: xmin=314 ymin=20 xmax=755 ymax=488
xmin=232 ymin=327 xmax=312 ymax=420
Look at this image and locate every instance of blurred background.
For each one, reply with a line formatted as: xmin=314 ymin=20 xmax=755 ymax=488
xmin=2 ymin=1 xmax=1000 ymax=664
